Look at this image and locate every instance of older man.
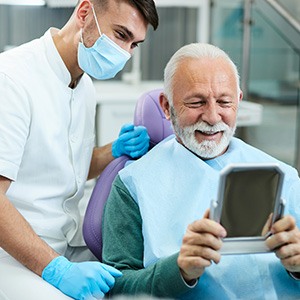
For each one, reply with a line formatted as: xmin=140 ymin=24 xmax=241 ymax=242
xmin=102 ymin=43 xmax=300 ymax=299
xmin=0 ymin=0 xmax=158 ymax=299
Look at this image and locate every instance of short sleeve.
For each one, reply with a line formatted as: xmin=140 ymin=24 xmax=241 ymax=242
xmin=0 ymin=73 xmax=31 ymax=180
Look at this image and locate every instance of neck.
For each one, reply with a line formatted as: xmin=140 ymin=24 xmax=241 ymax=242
xmin=52 ymin=26 xmax=84 ymax=87
xmin=69 ymin=74 xmax=83 ymax=89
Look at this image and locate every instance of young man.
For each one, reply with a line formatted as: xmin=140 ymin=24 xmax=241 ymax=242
xmin=0 ymin=0 xmax=158 ymax=299
xmin=103 ymin=43 xmax=300 ymax=299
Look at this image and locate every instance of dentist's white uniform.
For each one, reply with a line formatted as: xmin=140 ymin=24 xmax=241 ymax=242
xmin=0 ymin=28 xmax=96 ymax=299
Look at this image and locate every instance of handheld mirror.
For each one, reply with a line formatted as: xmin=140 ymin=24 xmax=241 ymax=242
xmin=210 ymin=163 xmax=285 ymax=254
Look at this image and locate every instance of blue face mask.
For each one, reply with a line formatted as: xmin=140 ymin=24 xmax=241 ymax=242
xmin=78 ymin=6 xmax=131 ymax=80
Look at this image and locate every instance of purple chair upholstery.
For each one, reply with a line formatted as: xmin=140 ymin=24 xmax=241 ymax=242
xmin=82 ymin=88 xmax=173 ymax=261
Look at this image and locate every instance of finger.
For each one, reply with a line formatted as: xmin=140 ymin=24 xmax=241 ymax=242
xmin=118 ymin=130 xmax=148 ymax=145
xmin=203 ymin=209 xmax=210 ymax=219
xmin=93 ymin=289 xmax=106 ymax=299
xmin=129 ymin=144 xmax=149 ymax=158
xmin=183 ymin=230 xmax=223 ymax=251
xmin=132 ymin=125 xmax=148 ymax=135
xmin=120 ymin=126 xmax=145 ymax=138
xmin=179 ymin=255 xmax=213 ymax=268
xmin=119 ymin=123 xmax=134 ymax=135
xmin=89 ymin=278 xmax=106 ymax=298
xmin=95 ymin=276 xmax=111 ymax=295
xmin=188 ymin=219 xmax=226 ymax=238
xmin=122 ymin=129 xmax=149 ymax=145
xmin=261 ymin=213 xmax=273 ymax=236
xmin=180 ymin=243 xmax=222 ymax=264
xmin=271 ymin=215 xmax=296 ymax=234
xmin=85 ymin=296 xmax=98 ymax=300
xmin=79 ymin=275 xmax=107 ymax=300
xmin=266 ymin=230 xmax=292 ymax=251
xmin=133 ymin=127 xmax=146 ymax=135
xmin=127 ymin=127 xmax=149 ymax=142
xmin=101 ymin=263 xmax=123 ymax=277
xmin=92 ymin=292 xmax=104 ymax=300
xmin=117 ymin=130 xmax=136 ymax=142
xmin=92 ymin=265 xmax=116 ymax=289
xmin=124 ymin=137 xmax=149 ymax=150
xmin=275 ymin=241 xmax=300 ymax=260
xmin=134 ymin=130 xmax=150 ymax=144
xmin=281 ymin=253 xmax=300 ymax=272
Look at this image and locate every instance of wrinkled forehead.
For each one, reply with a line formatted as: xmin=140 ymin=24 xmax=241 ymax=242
xmin=169 ymin=58 xmax=239 ymax=105
xmin=178 ymin=57 xmax=235 ymax=76
xmin=173 ymin=57 xmax=239 ymax=91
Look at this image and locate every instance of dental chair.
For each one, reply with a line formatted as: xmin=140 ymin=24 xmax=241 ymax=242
xmin=82 ymin=88 xmax=174 ymax=261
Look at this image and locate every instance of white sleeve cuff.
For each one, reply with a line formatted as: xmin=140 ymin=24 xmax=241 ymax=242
xmin=287 ymin=270 xmax=300 ymax=280
xmin=180 ymin=272 xmax=198 ymax=288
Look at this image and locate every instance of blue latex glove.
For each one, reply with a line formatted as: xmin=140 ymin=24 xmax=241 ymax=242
xmin=42 ymin=256 xmax=122 ymax=300
xmin=112 ymin=123 xmax=150 ymax=158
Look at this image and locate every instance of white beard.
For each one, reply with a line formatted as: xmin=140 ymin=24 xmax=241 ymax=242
xmin=171 ymin=112 xmax=236 ymax=159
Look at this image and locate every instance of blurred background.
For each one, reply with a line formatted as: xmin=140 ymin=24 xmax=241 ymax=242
xmin=0 ymin=0 xmax=299 ymax=171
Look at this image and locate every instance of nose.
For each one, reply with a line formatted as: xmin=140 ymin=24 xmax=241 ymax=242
xmin=121 ymin=45 xmax=133 ymax=56
xmin=201 ymin=104 xmax=222 ymax=126
xmin=117 ymin=42 xmax=132 ymax=55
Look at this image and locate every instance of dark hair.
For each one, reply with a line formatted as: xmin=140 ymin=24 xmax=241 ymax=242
xmin=93 ymin=0 xmax=159 ymax=30
xmin=127 ymin=0 xmax=159 ymax=30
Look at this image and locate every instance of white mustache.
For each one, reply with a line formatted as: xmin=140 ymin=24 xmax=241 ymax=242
xmin=190 ymin=121 xmax=229 ymax=134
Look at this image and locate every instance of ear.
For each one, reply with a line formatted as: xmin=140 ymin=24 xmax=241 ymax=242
xmin=159 ymin=93 xmax=171 ymax=120
xmin=76 ymin=0 xmax=93 ymax=27
xmin=239 ymin=90 xmax=243 ymax=103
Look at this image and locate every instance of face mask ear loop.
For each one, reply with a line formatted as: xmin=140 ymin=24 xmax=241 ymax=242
xmin=91 ymin=5 xmax=102 ymax=37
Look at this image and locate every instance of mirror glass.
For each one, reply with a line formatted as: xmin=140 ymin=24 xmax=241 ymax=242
xmin=220 ymin=169 xmax=280 ymax=237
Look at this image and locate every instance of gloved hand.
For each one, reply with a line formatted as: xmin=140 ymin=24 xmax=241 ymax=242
xmin=42 ymin=256 xmax=122 ymax=300
xmin=112 ymin=123 xmax=150 ymax=158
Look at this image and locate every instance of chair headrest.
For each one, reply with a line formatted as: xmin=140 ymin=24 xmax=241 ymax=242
xmin=134 ymin=88 xmax=173 ymax=149
xmin=83 ymin=88 xmax=173 ymax=261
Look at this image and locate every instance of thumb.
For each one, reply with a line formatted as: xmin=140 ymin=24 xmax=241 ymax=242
xmin=203 ymin=209 xmax=210 ymax=219
xmin=261 ymin=213 xmax=273 ymax=236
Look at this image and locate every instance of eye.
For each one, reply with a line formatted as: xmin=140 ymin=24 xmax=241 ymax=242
xmin=131 ymin=42 xmax=139 ymax=49
xmin=217 ymin=99 xmax=232 ymax=107
xmin=185 ymin=101 xmax=205 ymax=108
xmin=115 ymin=30 xmax=126 ymax=40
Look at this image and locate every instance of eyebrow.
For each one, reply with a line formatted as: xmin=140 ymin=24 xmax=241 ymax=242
xmin=184 ymin=91 xmax=234 ymax=101
xmin=116 ymin=25 xmax=145 ymax=44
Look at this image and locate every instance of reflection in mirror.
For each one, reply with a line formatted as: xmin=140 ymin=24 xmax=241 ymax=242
xmin=220 ymin=169 xmax=280 ymax=237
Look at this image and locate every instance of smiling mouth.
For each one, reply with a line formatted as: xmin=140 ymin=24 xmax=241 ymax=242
xmin=194 ymin=130 xmax=224 ymax=143
xmin=196 ymin=130 xmax=222 ymax=136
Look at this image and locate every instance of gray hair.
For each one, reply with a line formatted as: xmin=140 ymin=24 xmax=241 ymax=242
xmin=163 ymin=43 xmax=241 ymax=105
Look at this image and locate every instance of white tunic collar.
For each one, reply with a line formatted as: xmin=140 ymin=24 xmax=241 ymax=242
xmin=42 ymin=28 xmax=72 ymax=87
